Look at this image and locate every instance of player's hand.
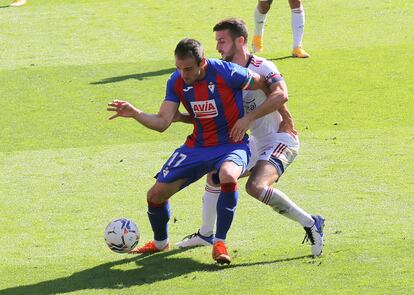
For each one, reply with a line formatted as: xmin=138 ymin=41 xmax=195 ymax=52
xmin=107 ymin=100 xmax=139 ymax=120
xmin=278 ymin=119 xmax=298 ymax=137
xmin=230 ymin=117 xmax=250 ymax=142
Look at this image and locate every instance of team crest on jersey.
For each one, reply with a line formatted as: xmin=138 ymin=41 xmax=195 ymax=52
xmin=190 ymin=99 xmax=218 ymax=119
xmin=208 ymin=82 xmax=215 ymax=93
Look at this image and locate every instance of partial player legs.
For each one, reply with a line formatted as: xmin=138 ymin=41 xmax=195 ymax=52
xmin=247 ymin=160 xmax=324 ymax=255
xmin=289 ymin=0 xmax=310 ymax=57
xmin=252 ymin=0 xmax=272 ymax=53
xmin=253 ymin=0 xmax=310 ymax=56
xmin=176 ymin=173 xmax=218 ymax=248
xmin=131 ymin=179 xmax=186 ymax=253
xmin=246 ymin=160 xmax=314 ymax=227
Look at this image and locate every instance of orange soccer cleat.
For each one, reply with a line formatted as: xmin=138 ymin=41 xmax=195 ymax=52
xmin=212 ymin=241 xmax=231 ymax=265
xmin=129 ymin=240 xmax=169 ymax=254
xmin=292 ymin=46 xmax=310 ymax=58
xmin=252 ymin=35 xmax=264 ymax=53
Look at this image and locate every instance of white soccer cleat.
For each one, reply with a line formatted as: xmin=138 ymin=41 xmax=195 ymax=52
xmin=303 ymin=215 xmax=325 ymax=257
xmin=175 ymin=230 xmax=213 ymax=248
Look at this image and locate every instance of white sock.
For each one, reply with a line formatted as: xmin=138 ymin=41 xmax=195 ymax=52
xmin=254 ymin=6 xmax=267 ymax=36
xmin=259 ymin=186 xmax=314 ymax=227
xmin=154 ymin=238 xmax=169 ymax=250
xmin=291 ymin=6 xmax=305 ymax=48
xmin=199 ymin=183 xmax=220 ymax=237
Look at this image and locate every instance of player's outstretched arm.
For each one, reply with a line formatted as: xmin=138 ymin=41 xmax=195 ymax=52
xmin=107 ymin=99 xmax=179 ymax=132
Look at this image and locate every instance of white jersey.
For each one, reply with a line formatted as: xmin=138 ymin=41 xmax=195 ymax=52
xmin=244 ymin=55 xmax=298 ymax=147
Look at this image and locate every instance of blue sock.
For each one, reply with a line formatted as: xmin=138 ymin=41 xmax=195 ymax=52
xmin=215 ymin=183 xmax=238 ymax=240
xmin=147 ymin=201 xmax=170 ymax=241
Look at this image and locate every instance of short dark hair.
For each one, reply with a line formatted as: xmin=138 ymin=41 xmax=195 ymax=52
xmin=174 ymin=38 xmax=204 ymax=64
xmin=213 ymin=18 xmax=249 ymax=43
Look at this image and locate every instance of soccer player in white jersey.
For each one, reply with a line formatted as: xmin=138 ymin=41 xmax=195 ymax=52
xmin=175 ymin=18 xmax=324 ymax=257
xmin=252 ymin=0 xmax=310 ymax=58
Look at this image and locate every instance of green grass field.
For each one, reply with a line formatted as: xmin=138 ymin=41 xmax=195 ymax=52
xmin=1 ymin=0 xmax=413 ymax=294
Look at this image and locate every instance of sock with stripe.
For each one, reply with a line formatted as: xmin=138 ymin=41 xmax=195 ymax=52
xmin=259 ymin=186 xmax=314 ymax=227
xmin=214 ymin=182 xmax=238 ymax=241
xmin=199 ymin=183 xmax=220 ymax=237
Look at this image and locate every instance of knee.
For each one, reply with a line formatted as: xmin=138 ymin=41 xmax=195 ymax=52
xmin=245 ymin=179 xmax=265 ymax=199
xmin=258 ymin=3 xmax=271 ymax=14
xmin=289 ymin=0 xmax=302 ymax=9
xmin=218 ymin=169 xmax=238 ymax=184
xmin=147 ymin=187 xmax=165 ymax=204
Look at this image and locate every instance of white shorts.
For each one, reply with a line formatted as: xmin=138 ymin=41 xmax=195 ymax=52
xmin=247 ymin=132 xmax=299 ymax=176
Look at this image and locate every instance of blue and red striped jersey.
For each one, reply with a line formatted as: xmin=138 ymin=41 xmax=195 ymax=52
xmin=165 ymin=59 xmax=252 ymax=148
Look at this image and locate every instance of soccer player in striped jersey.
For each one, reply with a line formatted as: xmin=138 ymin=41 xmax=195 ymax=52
xmin=252 ymin=0 xmax=310 ymax=58
xmin=175 ymin=19 xmax=325 ymax=257
xmin=107 ymin=38 xmax=288 ymax=264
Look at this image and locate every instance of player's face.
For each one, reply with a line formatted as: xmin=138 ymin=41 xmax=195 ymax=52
xmin=215 ymin=29 xmax=237 ymax=62
xmin=175 ymin=57 xmax=203 ymax=85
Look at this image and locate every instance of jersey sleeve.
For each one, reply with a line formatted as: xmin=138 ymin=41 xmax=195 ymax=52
xmin=215 ymin=59 xmax=252 ymax=89
xmin=164 ymin=72 xmax=180 ymax=103
xmin=262 ymin=60 xmax=284 ymax=86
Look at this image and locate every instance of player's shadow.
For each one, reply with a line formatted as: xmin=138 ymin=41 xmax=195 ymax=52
xmin=90 ymin=68 xmax=176 ymax=85
xmin=0 ymin=249 xmax=311 ymax=294
xmin=0 ymin=5 xmax=10 ymax=8
xmin=268 ymin=56 xmax=294 ymax=61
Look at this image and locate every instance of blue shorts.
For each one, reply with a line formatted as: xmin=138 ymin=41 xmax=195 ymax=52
xmin=156 ymin=143 xmax=250 ymax=189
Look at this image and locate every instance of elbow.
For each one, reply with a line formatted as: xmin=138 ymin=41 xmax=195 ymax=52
xmin=156 ymin=126 xmax=168 ymax=133
xmin=275 ymin=91 xmax=288 ymax=105
xmin=155 ymin=121 xmax=171 ymax=133
xmin=279 ymin=91 xmax=288 ymax=104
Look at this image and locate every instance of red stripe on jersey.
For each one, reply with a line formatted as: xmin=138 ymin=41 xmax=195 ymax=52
xmin=250 ymin=57 xmax=263 ymax=67
xmin=174 ymin=79 xmax=197 ymax=148
xmin=193 ymin=79 xmax=218 ymax=146
xmin=215 ymin=75 xmax=240 ymax=144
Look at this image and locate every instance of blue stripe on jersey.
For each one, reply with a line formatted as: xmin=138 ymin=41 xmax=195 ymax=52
xmin=164 ymin=59 xmax=250 ymax=147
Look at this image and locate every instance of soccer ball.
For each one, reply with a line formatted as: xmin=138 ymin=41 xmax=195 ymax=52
xmin=104 ymin=218 xmax=140 ymax=253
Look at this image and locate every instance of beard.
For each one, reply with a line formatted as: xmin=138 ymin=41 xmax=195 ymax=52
xmin=223 ymin=55 xmax=233 ymax=62
xmin=222 ymin=44 xmax=237 ymax=62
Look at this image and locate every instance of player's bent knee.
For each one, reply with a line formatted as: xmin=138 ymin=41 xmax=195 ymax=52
xmin=147 ymin=187 xmax=169 ymax=204
xmin=245 ymin=180 xmax=265 ymax=199
xmin=289 ymin=0 xmax=302 ymax=9
xmin=258 ymin=1 xmax=272 ymax=13
xmin=218 ymin=170 xmax=238 ymax=184
xmin=219 ymin=162 xmax=243 ymax=183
